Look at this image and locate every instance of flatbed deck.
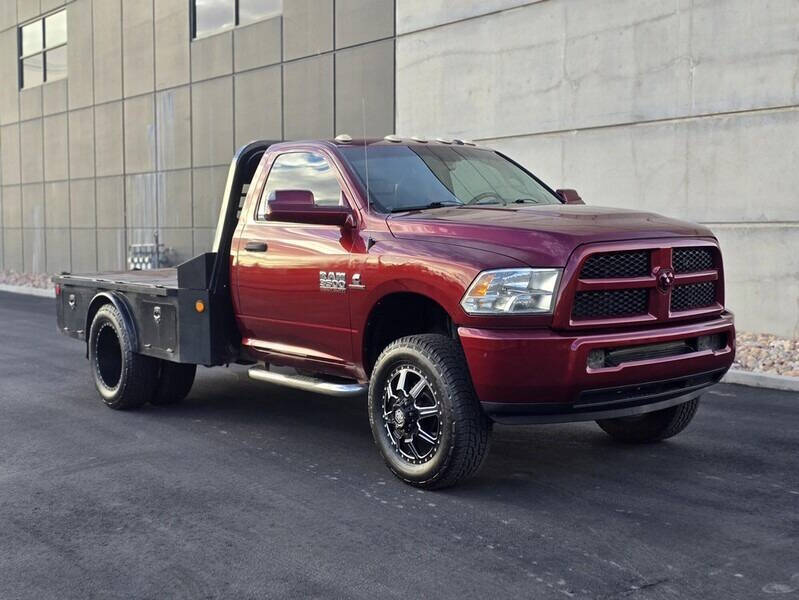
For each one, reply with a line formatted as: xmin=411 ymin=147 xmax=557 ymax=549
xmin=56 ymin=269 xmax=179 ymax=296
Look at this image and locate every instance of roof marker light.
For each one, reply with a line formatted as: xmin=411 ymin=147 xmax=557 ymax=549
xmin=334 ymin=134 xmax=353 ymax=143
xmin=383 ymin=134 xmax=402 ymax=143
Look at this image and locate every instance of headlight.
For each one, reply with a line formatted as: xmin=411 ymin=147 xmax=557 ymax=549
xmin=460 ymin=268 xmax=562 ymax=315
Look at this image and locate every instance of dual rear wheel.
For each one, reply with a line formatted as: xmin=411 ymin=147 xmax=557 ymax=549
xmin=88 ymin=304 xmax=196 ymax=410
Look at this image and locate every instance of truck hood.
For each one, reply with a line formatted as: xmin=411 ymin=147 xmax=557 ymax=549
xmin=386 ymin=205 xmax=714 ymax=267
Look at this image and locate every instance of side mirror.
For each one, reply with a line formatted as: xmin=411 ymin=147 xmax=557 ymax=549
xmin=556 ymin=188 xmax=584 ymax=205
xmin=268 ymin=189 xmax=355 ymax=227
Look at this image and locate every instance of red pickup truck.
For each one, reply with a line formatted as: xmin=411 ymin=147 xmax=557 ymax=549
xmin=55 ymin=137 xmax=735 ymax=488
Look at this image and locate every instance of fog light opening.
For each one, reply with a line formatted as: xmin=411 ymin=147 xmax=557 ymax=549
xmin=587 ymin=349 xmax=606 ymax=369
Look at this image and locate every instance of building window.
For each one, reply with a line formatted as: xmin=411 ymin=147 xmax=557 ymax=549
xmin=192 ymin=0 xmax=282 ymax=38
xmin=19 ymin=9 xmax=67 ymax=89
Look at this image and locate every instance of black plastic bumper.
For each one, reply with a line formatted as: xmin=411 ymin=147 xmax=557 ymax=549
xmin=481 ymin=368 xmax=727 ymax=425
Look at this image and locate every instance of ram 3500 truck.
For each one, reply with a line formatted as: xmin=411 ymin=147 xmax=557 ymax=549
xmin=55 ymin=137 xmax=735 ymax=488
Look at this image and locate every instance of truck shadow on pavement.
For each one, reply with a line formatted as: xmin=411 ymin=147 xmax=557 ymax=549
xmin=143 ymin=365 xmax=774 ymax=503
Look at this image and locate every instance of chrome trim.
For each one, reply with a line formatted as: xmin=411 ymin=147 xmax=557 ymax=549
xmin=248 ymin=367 xmax=366 ymax=397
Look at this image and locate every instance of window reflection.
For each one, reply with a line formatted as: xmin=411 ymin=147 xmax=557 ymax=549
xmin=194 ymin=0 xmax=235 ymax=38
xmin=193 ymin=0 xmax=283 ymax=37
xmin=45 ymin=10 xmax=67 ymax=47
xmin=22 ymin=55 xmax=44 ymax=87
xmin=21 ymin=21 xmax=43 ymax=56
xmin=45 ymin=46 xmax=67 ymax=81
xmin=239 ymin=0 xmax=282 ymax=26
xmin=258 ymin=152 xmax=343 ymax=219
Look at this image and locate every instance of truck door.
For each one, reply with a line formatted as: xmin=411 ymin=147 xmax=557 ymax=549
xmin=234 ymin=150 xmax=354 ymax=365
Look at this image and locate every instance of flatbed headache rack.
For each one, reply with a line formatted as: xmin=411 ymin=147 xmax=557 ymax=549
xmin=54 ymin=140 xmax=278 ymax=367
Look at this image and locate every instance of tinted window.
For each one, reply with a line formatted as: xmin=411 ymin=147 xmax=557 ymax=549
xmin=340 ymin=145 xmax=559 ymax=213
xmin=239 ymin=0 xmax=282 ymax=25
xmin=194 ymin=0 xmax=235 ymax=37
xmin=257 ymin=152 xmax=343 ymax=219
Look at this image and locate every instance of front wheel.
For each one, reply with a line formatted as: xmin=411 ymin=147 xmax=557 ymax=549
xmin=596 ymin=397 xmax=700 ymax=443
xmin=368 ymin=334 xmax=491 ymax=489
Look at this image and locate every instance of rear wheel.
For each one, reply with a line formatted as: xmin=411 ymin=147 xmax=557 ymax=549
xmin=596 ymin=397 xmax=700 ymax=443
xmin=368 ymin=334 xmax=491 ymax=489
xmin=151 ymin=361 xmax=196 ymax=405
xmin=88 ymin=304 xmax=159 ymax=410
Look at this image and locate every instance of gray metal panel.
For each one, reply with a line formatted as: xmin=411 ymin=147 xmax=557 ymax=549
xmin=234 ymin=17 xmax=281 ymax=72
xmin=95 ymin=176 xmax=125 ymax=228
xmin=92 ymin=0 xmax=123 ymax=103
xmin=191 ymin=31 xmax=232 ymax=82
xmin=335 ymin=40 xmax=395 ymax=137
xmin=283 ymin=54 xmax=334 ymax=140
xmin=68 ymin=108 xmax=95 ymax=179
xmin=191 ymin=76 xmax=234 ymax=167
xmin=1 ymin=124 xmax=21 ymax=185
xmin=122 ymin=0 xmax=155 ymax=97
xmin=67 ymin=0 xmax=94 ymax=109
xmin=21 ymin=183 xmax=45 ymax=229
xmin=20 ymin=119 xmax=44 ymax=184
xmin=2 ymin=185 xmax=22 ymax=228
xmin=234 ymin=66 xmax=282 ymax=149
xmin=69 ymin=178 xmax=95 ymax=228
xmin=155 ymin=0 xmax=190 ymax=90
xmin=123 ymin=95 xmax=156 ymax=174
xmin=283 ymin=0 xmax=333 ymax=61
xmin=335 ymin=0 xmax=394 ymax=49
xmin=156 ymin=86 xmax=192 ymax=171
xmin=43 ymin=113 xmax=68 ymax=181
xmin=44 ymin=181 xmax=69 ymax=228
xmin=94 ymin=101 xmax=124 ymax=177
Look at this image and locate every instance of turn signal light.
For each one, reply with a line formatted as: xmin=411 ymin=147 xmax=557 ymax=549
xmin=195 ymin=299 xmax=206 ymax=313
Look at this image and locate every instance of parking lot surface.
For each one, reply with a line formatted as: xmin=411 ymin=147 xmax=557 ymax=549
xmin=1 ymin=291 xmax=797 ymax=599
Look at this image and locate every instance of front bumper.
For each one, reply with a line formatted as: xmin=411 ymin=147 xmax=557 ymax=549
xmin=458 ymin=312 xmax=735 ymax=424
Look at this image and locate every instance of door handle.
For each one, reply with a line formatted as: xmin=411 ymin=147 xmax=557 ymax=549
xmin=244 ymin=241 xmax=268 ymax=252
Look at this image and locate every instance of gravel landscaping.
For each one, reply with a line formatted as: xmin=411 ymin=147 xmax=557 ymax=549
xmin=0 ymin=270 xmax=54 ymax=289
xmin=2 ymin=269 xmax=797 ymax=377
xmin=733 ymin=332 xmax=799 ymax=377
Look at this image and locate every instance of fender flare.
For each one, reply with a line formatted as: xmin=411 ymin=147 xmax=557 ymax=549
xmin=84 ymin=291 xmax=139 ymax=357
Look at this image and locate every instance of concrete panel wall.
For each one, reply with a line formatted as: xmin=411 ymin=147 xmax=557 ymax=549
xmin=0 ymin=0 xmax=396 ymax=276
xmin=396 ymin=0 xmax=799 ymax=336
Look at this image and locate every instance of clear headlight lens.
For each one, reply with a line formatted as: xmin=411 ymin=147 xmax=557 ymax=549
xmin=460 ymin=268 xmax=562 ymax=315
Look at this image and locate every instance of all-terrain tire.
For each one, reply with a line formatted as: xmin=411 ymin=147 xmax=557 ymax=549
xmin=368 ymin=334 xmax=491 ymax=489
xmin=151 ymin=361 xmax=197 ymax=405
xmin=88 ymin=303 xmax=159 ymax=410
xmin=596 ymin=397 xmax=700 ymax=443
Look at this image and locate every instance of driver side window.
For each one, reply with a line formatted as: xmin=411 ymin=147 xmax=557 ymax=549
xmin=256 ymin=151 xmax=343 ymax=220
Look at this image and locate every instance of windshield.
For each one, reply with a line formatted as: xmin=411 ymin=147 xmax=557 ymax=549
xmin=339 ymin=145 xmax=561 ymax=213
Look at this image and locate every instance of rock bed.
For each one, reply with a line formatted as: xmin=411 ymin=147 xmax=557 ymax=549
xmin=0 ymin=270 xmax=54 ymax=289
xmin=733 ymin=332 xmax=799 ymax=377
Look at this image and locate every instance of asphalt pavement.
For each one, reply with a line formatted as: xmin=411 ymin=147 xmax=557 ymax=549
xmin=1 ymin=291 xmax=797 ymax=599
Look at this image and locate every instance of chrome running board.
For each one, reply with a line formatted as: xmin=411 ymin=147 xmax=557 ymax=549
xmin=248 ymin=367 xmax=366 ymax=397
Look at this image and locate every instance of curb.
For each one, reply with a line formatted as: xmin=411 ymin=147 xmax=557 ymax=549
xmin=722 ymin=369 xmax=799 ymax=393
xmin=0 ymin=283 xmax=56 ymax=298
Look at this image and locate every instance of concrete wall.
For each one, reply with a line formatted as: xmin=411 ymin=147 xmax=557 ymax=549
xmin=396 ymin=0 xmax=799 ymax=337
xmin=0 ymin=0 xmax=395 ymax=273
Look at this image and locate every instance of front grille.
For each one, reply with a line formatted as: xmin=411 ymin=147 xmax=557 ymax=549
xmin=671 ymin=281 xmax=716 ymax=312
xmin=573 ymin=289 xmax=649 ymax=319
xmin=673 ymin=247 xmax=714 ymax=273
xmin=580 ymin=251 xmax=650 ymax=279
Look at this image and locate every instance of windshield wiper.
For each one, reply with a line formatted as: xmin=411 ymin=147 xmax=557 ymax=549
xmin=391 ymin=201 xmax=461 ymax=213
